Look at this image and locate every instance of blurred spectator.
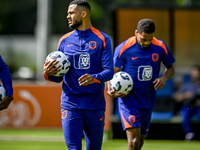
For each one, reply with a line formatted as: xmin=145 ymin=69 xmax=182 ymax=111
xmin=175 ymin=64 xmax=200 ymax=140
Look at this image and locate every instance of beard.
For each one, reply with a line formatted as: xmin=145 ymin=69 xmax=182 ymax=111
xmin=140 ymin=43 xmax=150 ymax=50
xmin=69 ymin=19 xmax=82 ymax=29
xmin=141 ymin=45 xmax=149 ymax=50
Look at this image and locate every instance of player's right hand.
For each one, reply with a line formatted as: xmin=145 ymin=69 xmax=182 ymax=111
xmin=43 ymin=60 xmax=61 ymax=76
xmin=107 ymin=89 xmax=127 ymax=98
xmin=0 ymin=96 xmax=13 ymax=111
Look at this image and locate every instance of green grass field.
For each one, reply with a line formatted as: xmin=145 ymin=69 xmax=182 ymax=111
xmin=0 ymin=129 xmax=200 ymax=150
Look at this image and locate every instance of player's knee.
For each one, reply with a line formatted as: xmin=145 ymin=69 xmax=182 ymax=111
xmin=128 ymin=138 xmax=140 ymax=150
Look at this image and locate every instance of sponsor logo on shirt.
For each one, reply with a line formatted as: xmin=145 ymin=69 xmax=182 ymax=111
xmin=73 ymin=52 xmax=90 ymax=69
xmin=132 ymin=57 xmax=139 ymax=60
xmin=67 ymin=44 xmax=74 ymax=47
xmin=138 ymin=65 xmax=152 ymax=81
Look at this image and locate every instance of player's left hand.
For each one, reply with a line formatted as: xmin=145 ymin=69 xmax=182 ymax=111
xmin=107 ymin=89 xmax=127 ymax=98
xmin=153 ymin=76 xmax=167 ymax=90
xmin=0 ymin=96 xmax=13 ymax=111
xmin=78 ymin=74 xmax=93 ymax=86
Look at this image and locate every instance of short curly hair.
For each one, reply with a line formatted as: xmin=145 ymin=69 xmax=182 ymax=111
xmin=137 ymin=18 xmax=155 ymax=34
xmin=69 ymin=0 xmax=91 ymax=12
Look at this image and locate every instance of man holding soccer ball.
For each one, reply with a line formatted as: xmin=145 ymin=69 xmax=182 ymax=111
xmin=107 ymin=19 xmax=175 ymax=150
xmin=0 ymin=55 xmax=13 ymax=111
xmin=43 ymin=0 xmax=114 ymax=150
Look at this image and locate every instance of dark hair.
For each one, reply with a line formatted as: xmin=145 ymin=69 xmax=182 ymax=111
xmin=137 ymin=18 xmax=155 ymax=34
xmin=69 ymin=0 xmax=91 ymax=12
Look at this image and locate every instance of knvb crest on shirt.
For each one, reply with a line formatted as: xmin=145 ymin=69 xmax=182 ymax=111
xmin=73 ymin=52 xmax=90 ymax=69
xmin=128 ymin=115 xmax=136 ymax=124
xmin=138 ymin=65 xmax=153 ymax=81
xmin=89 ymin=41 xmax=97 ymax=50
xmin=152 ymin=53 xmax=159 ymax=62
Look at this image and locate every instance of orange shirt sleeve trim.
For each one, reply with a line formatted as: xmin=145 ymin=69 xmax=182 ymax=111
xmin=93 ymin=78 xmax=101 ymax=83
xmin=90 ymin=26 xmax=106 ymax=49
xmin=43 ymin=72 xmax=52 ymax=82
xmin=57 ymin=30 xmax=75 ymax=50
xmin=151 ymin=37 xmax=168 ymax=55
xmin=119 ymin=36 xmax=137 ymax=57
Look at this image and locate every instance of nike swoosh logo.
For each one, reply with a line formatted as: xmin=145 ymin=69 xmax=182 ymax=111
xmin=67 ymin=44 xmax=74 ymax=47
xmin=132 ymin=57 xmax=138 ymax=60
xmin=100 ymin=117 xmax=103 ymax=121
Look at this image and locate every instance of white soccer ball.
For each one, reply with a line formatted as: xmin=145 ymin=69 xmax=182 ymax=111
xmin=0 ymin=84 xmax=6 ymax=102
xmin=45 ymin=51 xmax=71 ymax=76
xmin=110 ymin=71 xmax=133 ymax=94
